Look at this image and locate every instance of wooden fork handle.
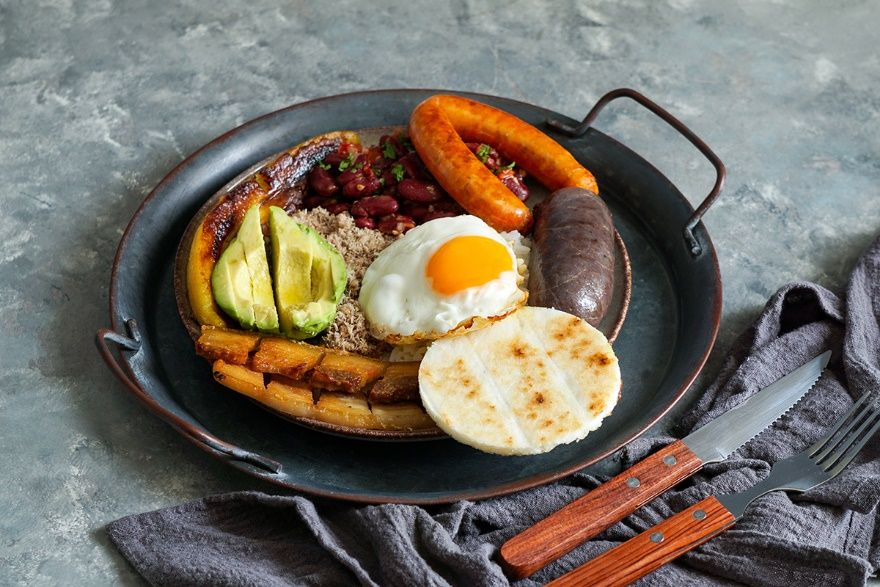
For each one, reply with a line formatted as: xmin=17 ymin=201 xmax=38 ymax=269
xmin=500 ymin=440 xmax=702 ymax=578
xmin=547 ymin=496 xmax=736 ymax=587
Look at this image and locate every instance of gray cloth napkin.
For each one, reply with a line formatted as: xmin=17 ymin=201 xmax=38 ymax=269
xmin=107 ymin=235 xmax=880 ymax=587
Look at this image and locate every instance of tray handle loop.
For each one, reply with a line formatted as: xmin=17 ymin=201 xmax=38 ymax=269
xmin=547 ymin=88 xmax=726 ymax=257
xmin=96 ymin=319 xmax=283 ymax=475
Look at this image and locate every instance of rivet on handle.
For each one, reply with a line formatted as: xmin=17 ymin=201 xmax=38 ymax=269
xmin=650 ymin=532 xmax=664 ymax=543
xmin=626 ymin=477 xmax=641 ymax=488
xmin=663 ymin=455 xmax=677 ymax=466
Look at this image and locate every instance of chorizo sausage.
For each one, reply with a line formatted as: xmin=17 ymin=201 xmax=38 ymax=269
xmin=527 ymin=187 xmax=615 ymax=326
xmin=408 ymin=95 xmax=598 ymax=233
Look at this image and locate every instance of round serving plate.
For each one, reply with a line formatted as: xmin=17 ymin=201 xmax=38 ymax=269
xmin=172 ymin=124 xmax=633 ymax=441
xmin=97 ymin=88 xmax=724 ymax=504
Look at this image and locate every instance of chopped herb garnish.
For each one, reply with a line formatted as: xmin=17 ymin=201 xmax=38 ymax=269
xmin=382 ymin=142 xmax=397 ymax=159
xmin=338 ymin=152 xmax=357 ymax=172
xmin=391 ymin=163 xmax=405 ymax=182
xmin=317 ymin=161 xmax=331 ymax=170
xmin=378 ymin=177 xmax=386 ymax=187
xmin=400 ymin=137 xmax=414 ymax=151
xmin=476 ymin=144 xmax=491 ymax=163
xmin=501 ymin=161 xmax=516 ymax=171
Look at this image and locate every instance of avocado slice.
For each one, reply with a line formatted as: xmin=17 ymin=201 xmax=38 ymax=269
xmin=237 ymin=205 xmax=279 ymax=332
xmin=268 ymin=206 xmax=347 ymax=339
xmin=211 ymin=239 xmax=257 ymax=329
xmin=211 ymin=204 xmax=279 ymax=332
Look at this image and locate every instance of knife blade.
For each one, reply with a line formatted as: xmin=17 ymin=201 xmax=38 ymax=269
xmin=500 ymin=350 xmax=831 ymax=579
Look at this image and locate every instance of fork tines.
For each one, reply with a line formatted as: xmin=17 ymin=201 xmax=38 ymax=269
xmin=809 ymin=392 xmax=880 ymax=475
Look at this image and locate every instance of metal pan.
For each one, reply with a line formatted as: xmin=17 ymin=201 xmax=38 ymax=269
xmin=96 ymin=88 xmax=724 ymax=504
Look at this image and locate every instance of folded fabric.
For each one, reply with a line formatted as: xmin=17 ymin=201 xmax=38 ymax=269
xmin=107 ymin=234 xmax=880 ymax=586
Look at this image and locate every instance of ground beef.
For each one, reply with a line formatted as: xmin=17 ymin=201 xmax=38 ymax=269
xmin=290 ymin=208 xmax=395 ymax=357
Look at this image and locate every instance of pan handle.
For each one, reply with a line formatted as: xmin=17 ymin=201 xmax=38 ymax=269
xmin=95 ymin=319 xmax=282 ymax=475
xmin=547 ymin=88 xmax=726 ymax=257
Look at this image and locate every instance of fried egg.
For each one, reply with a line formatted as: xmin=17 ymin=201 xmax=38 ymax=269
xmin=359 ymin=215 xmax=528 ymax=344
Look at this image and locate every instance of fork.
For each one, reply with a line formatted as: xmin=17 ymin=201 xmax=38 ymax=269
xmin=547 ymin=391 xmax=880 ymax=587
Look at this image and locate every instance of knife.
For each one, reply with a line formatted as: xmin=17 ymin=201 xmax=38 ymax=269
xmin=548 ymin=361 xmax=872 ymax=587
xmin=499 ymin=350 xmax=831 ymax=578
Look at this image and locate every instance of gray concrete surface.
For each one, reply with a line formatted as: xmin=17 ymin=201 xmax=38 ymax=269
xmin=2 ymin=0 xmax=879 ymax=584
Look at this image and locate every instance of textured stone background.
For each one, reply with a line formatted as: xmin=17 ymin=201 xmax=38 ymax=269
xmin=2 ymin=0 xmax=878 ymax=584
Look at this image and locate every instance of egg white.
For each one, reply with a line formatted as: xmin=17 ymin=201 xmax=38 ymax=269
xmin=359 ymin=215 xmax=528 ymax=343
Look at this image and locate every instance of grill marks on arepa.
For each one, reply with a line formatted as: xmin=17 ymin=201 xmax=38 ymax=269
xmin=418 ymin=307 xmax=621 ymax=455
xmin=421 ymin=343 xmax=530 ymax=449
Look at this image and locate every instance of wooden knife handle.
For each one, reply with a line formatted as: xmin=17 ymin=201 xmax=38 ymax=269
xmin=547 ymin=496 xmax=736 ymax=587
xmin=500 ymin=440 xmax=702 ymax=578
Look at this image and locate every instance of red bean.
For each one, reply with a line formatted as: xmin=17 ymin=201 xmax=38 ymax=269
xmin=422 ymin=210 xmax=459 ymax=222
xmin=355 ymin=216 xmax=376 ymax=229
xmin=398 ymin=152 xmax=427 ymax=180
xmin=380 ymin=169 xmax=399 ymax=188
xmin=343 ymin=175 xmax=381 ymax=199
xmin=324 ymin=201 xmax=350 ymax=215
xmin=322 ymin=151 xmax=346 ymax=167
xmin=304 ymin=196 xmax=331 ymax=209
xmin=397 ymin=179 xmax=444 ymax=203
xmin=399 ymin=202 xmax=430 ymax=221
xmin=350 ymin=200 xmax=368 ymax=217
xmin=308 ymin=167 xmax=339 ymax=198
xmin=380 ymin=135 xmax=405 ymax=159
xmin=466 ymin=142 xmax=500 ymax=168
xmin=430 ymin=198 xmax=465 ymax=213
xmin=337 ymin=168 xmax=361 ymax=185
xmin=378 ymin=214 xmax=416 ymax=235
xmin=352 ymin=195 xmax=399 ymax=217
xmin=498 ymin=171 xmax=529 ymax=201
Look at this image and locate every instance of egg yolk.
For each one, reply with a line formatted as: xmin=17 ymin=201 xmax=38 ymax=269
xmin=426 ymin=236 xmax=514 ymax=295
